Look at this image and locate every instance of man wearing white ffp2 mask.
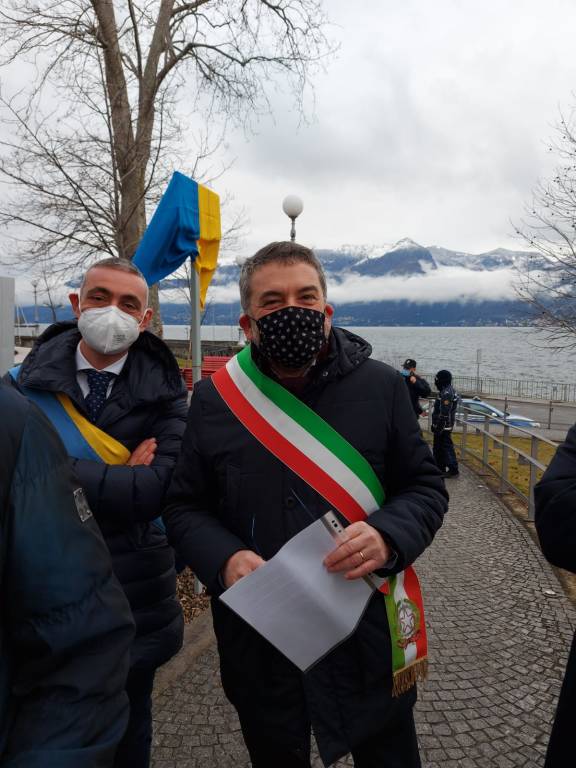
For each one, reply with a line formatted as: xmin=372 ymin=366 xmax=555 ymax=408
xmin=77 ymin=304 xmax=143 ymax=356
xmin=5 ymin=257 xmax=187 ymax=768
xmin=73 ymin=262 xmax=152 ymax=360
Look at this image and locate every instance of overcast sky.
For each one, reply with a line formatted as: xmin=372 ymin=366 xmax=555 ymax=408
xmin=218 ymin=0 xmax=576 ymax=256
xmin=7 ymin=0 xmax=576 ymax=307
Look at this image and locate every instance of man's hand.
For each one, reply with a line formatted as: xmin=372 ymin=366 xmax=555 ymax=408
xmin=222 ymin=550 xmax=266 ymax=589
xmin=409 ymin=375 xmax=417 ymax=384
xmin=127 ymin=438 xmax=157 ymax=467
xmin=323 ymin=521 xmax=390 ymax=580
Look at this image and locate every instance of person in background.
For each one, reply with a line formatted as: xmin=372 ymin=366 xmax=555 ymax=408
xmin=534 ymin=423 xmax=576 ymax=767
xmin=164 ymin=241 xmax=447 ymax=768
xmin=431 ymin=369 xmax=459 ymax=478
xmin=0 ymin=382 xmax=134 ymax=767
xmin=5 ymin=258 xmax=187 ymax=768
xmin=401 ymin=358 xmax=431 ymax=418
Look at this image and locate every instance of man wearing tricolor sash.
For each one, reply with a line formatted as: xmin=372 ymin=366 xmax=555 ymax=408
xmin=6 ymin=258 xmax=188 ymax=768
xmin=165 ymin=242 xmax=448 ymax=767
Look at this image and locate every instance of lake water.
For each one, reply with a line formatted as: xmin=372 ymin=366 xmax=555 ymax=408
xmin=171 ymin=325 xmax=576 ymax=384
xmin=25 ymin=323 xmax=575 ymax=383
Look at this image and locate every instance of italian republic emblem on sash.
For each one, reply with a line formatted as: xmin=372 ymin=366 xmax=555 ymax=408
xmin=396 ymin=598 xmax=421 ymax=649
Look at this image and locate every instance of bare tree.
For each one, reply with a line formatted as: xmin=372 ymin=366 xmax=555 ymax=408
xmin=515 ymin=110 xmax=576 ymax=349
xmin=40 ymin=265 xmax=67 ymax=323
xmin=0 ymin=0 xmax=333 ymax=331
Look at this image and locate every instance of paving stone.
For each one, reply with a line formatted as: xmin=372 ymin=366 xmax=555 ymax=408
xmin=150 ymin=468 xmax=575 ymax=767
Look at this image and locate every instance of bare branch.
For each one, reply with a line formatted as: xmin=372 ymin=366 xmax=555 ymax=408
xmin=515 ymin=110 xmax=576 ymax=349
xmin=0 ymin=0 xmax=333 ymax=325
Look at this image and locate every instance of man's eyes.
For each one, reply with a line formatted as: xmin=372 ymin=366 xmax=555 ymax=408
xmin=87 ymin=296 xmax=138 ymax=312
xmin=261 ymin=294 xmax=318 ymax=306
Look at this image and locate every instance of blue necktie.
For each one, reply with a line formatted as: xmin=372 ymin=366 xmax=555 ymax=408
xmin=84 ymin=370 xmax=115 ymax=423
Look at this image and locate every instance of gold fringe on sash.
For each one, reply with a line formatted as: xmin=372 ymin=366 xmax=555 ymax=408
xmin=392 ymin=657 xmax=429 ymax=697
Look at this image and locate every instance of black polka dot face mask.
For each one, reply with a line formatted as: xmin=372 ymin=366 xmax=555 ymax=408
xmin=253 ymin=306 xmax=327 ymax=370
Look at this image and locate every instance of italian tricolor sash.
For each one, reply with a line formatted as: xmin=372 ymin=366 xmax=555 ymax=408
xmin=212 ymin=346 xmax=428 ymax=695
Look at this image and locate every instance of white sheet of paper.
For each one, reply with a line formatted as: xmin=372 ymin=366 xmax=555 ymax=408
xmin=219 ymin=512 xmax=376 ymax=671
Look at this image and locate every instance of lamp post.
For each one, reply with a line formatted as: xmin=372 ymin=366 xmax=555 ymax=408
xmin=282 ymin=195 xmax=304 ymax=242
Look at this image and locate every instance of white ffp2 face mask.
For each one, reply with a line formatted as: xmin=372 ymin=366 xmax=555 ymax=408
xmin=77 ymin=305 xmax=142 ymax=355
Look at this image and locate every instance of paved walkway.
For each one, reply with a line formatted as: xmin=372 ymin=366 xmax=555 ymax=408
xmin=151 ymin=468 xmax=576 ymax=767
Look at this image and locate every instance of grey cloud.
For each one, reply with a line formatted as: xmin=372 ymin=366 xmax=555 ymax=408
xmin=189 ymin=265 xmax=518 ymax=307
xmin=220 ymin=0 xmax=576 ymax=253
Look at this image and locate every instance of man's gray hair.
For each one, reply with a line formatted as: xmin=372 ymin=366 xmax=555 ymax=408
xmin=239 ymin=242 xmax=327 ymax=312
xmin=80 ymin=257 xmax=149 ymax=304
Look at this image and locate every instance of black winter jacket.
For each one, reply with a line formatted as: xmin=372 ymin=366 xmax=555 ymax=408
xmin=534 ymin=423 xmax=576 ymax=768
xmin=431 ymin=384 xmax=458 ymax=433
xmin=403 ymin=373 xmax=431 ymax=416
xmin=0 ymin=383 xmax=134 ymax=767
xmin=164 ymin=328 xmax=447 ymax=766
xmin=6 ymin=322 xmax=187 ymax=670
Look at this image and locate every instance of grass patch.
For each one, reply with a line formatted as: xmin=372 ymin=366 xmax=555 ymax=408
xmin=453 ymin=433 xmax=557 ymax=497
xmin=424 ymin=430 xmax=558 ymax=497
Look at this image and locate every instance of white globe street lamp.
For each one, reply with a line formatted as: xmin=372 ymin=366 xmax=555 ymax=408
xmin=282 ymin=195 xmax=304 ymax=242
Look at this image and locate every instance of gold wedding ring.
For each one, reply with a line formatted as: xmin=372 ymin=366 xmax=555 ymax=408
xmin=358 ymin=550 xmax=366 ymax=563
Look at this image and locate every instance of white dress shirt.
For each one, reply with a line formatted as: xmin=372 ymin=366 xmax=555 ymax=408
xmin=75 ymin=343 xmax=128 ymax=399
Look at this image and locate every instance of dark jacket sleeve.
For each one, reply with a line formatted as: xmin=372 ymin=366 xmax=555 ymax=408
xmin=70 ymin=393 xmax=188 ymax=527
xmin=534 ymin=423 xmax=576 ymax=573
xmin=2 ymin=400 xmax=134 ymax=768
xmin=413 ymin=376 xmax=431 ymax=399
xmin=368 ymin=373 xmax=448 ymax=573
xmin=163 ymin=388 xmax=248 ymax=594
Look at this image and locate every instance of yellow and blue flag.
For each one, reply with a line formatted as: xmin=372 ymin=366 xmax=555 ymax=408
xmin=133 ymin=171 xmax=221 ymax=308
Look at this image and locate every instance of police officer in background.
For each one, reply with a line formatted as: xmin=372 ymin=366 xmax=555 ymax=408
xmin=401 ymin=358 xmax=431 ymax=418
xmin=431 ymin=369 xmax=460 ymax=478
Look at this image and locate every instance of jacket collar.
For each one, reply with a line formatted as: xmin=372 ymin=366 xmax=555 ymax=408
xmin=17 ymin=321 xmax=184 ymax=409
xmin=250 ymin=326 xmax=372 ymax=389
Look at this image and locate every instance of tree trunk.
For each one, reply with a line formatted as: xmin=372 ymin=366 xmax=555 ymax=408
xmin=91 ymin=1 xmax=172 ymax=337
xmin=148 ymin=284 xmax=163 ymax=337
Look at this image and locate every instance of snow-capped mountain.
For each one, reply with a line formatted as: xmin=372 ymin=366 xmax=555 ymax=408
xmin=155 ymin=238 xmax=540 ymax=326
xmin=428 ymin=245 xmax=534 ymax=271
xmin=15 ymin=239 xmax=541 ymax=328
xmin=343 ymin=240 xmax=437 ymax=278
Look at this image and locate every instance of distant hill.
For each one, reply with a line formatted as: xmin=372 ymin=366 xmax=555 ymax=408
xmin=159 ymin=238 xmax=538 ymax=326
xmin=16 ymin=239 xmax=539 ymax=327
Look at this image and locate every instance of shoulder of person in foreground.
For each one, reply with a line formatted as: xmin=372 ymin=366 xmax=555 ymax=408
xmin=534 ymin=422 xmax=576 ymax=573
xmin=0 ymin=384 xmax=134 ymax=768
xmin=364 ymin=366 xmax=448 ymax=572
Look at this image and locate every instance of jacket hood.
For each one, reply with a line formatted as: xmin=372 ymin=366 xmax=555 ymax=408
xmin=17 ymin=321 xmax=184 ymax=403
xmin=318 ymin=326 xmax=372 ymax=382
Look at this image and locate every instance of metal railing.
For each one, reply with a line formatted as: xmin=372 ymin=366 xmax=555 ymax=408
xmin=417 ymin=373 xmax=576 ymax=403
xmin=426 ymin=405 xmax=558 ymax=520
